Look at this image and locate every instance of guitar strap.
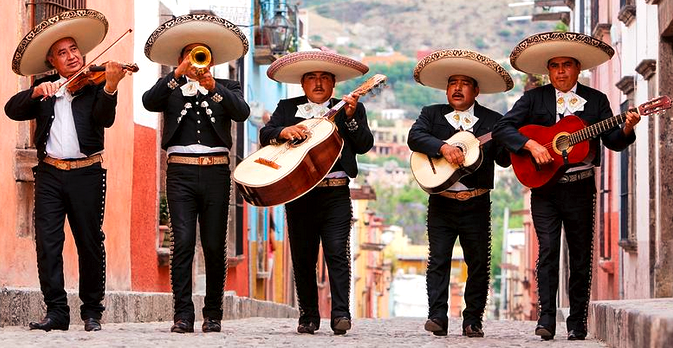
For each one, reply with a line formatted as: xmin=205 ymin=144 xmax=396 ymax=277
xmin=562 ymin=149 xmax=569 ymax=165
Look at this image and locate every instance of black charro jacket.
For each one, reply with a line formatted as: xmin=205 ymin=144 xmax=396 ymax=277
xmin=493 ymin=83 xmax=635 ymax=166
xmin=407 ymin=101 xmax=511 ymax=189
xmin=142 ymin=70 xmax=250 ymax=150
xmin=5 ymin=73 xmax=117 ymax=160
xmin=259 ymin=96 xmax=373 ymax=178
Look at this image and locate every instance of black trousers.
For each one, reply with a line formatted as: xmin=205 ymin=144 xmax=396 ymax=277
xmin=426 ymin=193 xmax=491 ymax=330
xmin=167 ymin=163 xmax=230 ymax=322
xmin=32 ymin=162 xmax=107 ymax=324
xmin=531 ymin=177 xmax=596 ymax=334
xmin=285 ymin=185 xmax=352 ymax=330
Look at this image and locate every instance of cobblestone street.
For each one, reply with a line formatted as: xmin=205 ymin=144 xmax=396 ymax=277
xmin=0 ymin=317 xmax=606 ymax=347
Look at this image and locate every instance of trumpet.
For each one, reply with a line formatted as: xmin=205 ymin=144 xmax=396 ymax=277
xmin=189 ymin=45 xmax=211 ymax=75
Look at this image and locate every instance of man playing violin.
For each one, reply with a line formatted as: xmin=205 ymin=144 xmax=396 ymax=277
xmin=142 ymin=14 xmax=250 ymax=334
xmin=4 ymin=10 xmax=127 ymax=332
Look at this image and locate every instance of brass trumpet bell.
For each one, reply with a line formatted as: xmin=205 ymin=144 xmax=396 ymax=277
xmin=189 ymin=46 xmax=211 ymax=74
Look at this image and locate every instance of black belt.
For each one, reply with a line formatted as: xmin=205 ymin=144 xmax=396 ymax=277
xmin=316 ymin=177 xmax=349 ymax=187
xmin=558 ymin=169 xmax=594 ymax=184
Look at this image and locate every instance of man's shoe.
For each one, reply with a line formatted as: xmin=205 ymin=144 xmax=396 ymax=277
xmin=535 ymin=325 xmax=554 ymax=340
xmin=83 ymin=318 xmax=101 ymax=332
xmin=567 ymin=330 xmax=587 ymax=340
xmin=28 ymin=317 xmax=69 ymax=332
xmin=202 ymin=318 xmax=221 ymax=333
xmin=462 ymin=324 xmax=484 ymax=337
xmin=170 ymin=319 xmax=194 ymax=333
xmin=297 ymin=322 xmax=317 ymax=334
xmin=332 ymin=317 xmax=351 ymax=335
xmin=424 ymin=318 xmax=447 ymax=336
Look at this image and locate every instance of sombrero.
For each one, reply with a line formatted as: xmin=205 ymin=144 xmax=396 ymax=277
xmin=413 ymin=49 xmax=513 ymax=94
xmin=11 ymin=9 xmax=108 ymax=76
xmin=510 ymin=31 xmax=615 ymax=75
xmin=267 ymin=51 xmax=369 ymax=84
xmin=144 ymin=13 xmax=248 ymax=66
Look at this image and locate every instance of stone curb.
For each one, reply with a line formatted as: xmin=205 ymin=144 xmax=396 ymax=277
xmin=589 ymin=298 xmax=673 ymax=348
xmin=0 ymin=287 xmax=298 ymax=327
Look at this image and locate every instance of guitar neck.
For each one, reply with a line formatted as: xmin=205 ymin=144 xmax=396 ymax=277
xmin=569 ymin=111 xmax=629 ymax=145
xmin=477 ymin=132 xmax=492 ymax=145
xmin=323 ymin=100 xmax=347 ymax=121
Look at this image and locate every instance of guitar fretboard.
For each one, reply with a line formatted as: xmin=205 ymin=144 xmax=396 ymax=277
xmin=569 ymin=111 xmax=629 ymax=146
xmin=323 ymin=100 xmax=346 ymax=121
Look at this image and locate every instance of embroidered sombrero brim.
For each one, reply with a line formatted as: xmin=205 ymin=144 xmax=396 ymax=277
xmin=267 ymin=51 xmax=369 ymax=84
xmin=413 ymin=49 xmax=513 ymax=94
xmin=145 ymin=13 xmax=249 ymax=66
xmin=510 ymin=31 xmax=615 ymax=75
xmin=11 ymin=9 xmax=108 ymax=76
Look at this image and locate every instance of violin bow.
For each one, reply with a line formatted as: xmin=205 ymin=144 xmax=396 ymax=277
xmin=42 ymin=28 xmax=133 ymax=101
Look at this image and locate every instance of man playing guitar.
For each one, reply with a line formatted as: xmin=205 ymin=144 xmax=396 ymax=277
xmin=408 ymin=49 xmax=513 ymax=337
xmin=493 ymin=32 xmax=640 ymax=341
xmin=259 ymin=50 xmax=373 ymax=335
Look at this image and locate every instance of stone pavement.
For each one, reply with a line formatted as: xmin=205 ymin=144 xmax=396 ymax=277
xmin=0 ymin=317 xmax=606 ymax=347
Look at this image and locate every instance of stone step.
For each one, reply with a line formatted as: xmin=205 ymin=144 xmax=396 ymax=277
xmin=589 ymin=298 xmax=673 ymax=348
xmin=0 ymin=287 xmax=297 ymax=327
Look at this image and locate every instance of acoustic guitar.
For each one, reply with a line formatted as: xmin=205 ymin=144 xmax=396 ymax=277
xmin=233 ymin=74 xmax=387 ymax=207
xmin=410 ymin=131 xmax=493 ymax=194
xmin=511 ymin=95 xmax=671 ymax=188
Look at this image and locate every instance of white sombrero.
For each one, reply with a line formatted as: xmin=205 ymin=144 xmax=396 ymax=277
xmin=510 ymin=31 xmax=615 ymax=75
xmin=11 ymin=9 xmax=108 ymax=76
xmin=267 ymin=51 xmax=369 ymax=84
xmin=413 ymin=49 xmax=513 ymax=94
xmin=145 ymin=13 xmax=249 ymax=66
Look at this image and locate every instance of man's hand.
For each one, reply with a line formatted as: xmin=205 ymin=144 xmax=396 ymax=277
xmin=104 ymin=61 xmax=127 ymax=94
xmin=523 ymin=139 xmax=552 ymax=165
xmin=342 ymin=92 xmax=360 ymax=118
xmin=623 ymin=110 xmax=641 ymax=135
xmin=440 ymin=143 xmax=465 ymax=165
xmin=174 ymin=58 xmax=192 ymax=80
xmin=31 ymin=81 xmax=62 ymax=99
xmin=196 ymin=70 xmax=216 ymax=92
xmin=280 ymin=124 xmax=309 ymax=141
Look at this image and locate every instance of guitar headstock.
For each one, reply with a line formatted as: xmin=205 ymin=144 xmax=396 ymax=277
xmin=352 ymin=74 xmax=387 ymax=97
xmin=638 ymin=95 xmax=672 ymax=116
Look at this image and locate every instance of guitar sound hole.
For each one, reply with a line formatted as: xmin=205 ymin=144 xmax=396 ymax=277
xmin=453 ymin=142 xmax=466 ymax=153
xmin=289 ymin=132 xmax=311 ymax=147
xmin=556 ymin=135 xmax=570 ymax=151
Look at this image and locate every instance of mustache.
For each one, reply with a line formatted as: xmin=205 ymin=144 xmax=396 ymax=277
xmin=313 ymin=88 xmax=325 ymax=92
xmin=452 ymin=92 xmax=464 ymax=98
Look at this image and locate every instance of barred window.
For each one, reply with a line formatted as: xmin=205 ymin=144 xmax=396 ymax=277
xmin=33 ymin=0 xmax=87 ymax=24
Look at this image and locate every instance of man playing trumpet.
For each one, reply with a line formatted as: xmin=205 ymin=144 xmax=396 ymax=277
xmin=142 ymin=13 xmax=250 ymax=334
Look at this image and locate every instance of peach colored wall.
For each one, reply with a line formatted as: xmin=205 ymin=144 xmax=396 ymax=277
xmin=0 ymin=0 xmax=33 ymax=287
xmin=86 ymin=1 xmax=136 ymax=291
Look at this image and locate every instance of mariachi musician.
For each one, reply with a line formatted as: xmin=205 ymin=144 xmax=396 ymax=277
xmin=4 ymin=9 xmax=129 ymax=332
xmin=408 ymin=49 xmax=512 ymax=337
xmin=259 ymin=51 xmax=373 ymax=335
xmin=142 ymin=13 xmax=250 ymax=334
xmin=493 ymin=32 xmax=640 ymax=341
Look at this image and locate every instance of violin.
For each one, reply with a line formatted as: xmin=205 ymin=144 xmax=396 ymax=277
xmin=66 ymin=61 xmax=139 ymax=94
